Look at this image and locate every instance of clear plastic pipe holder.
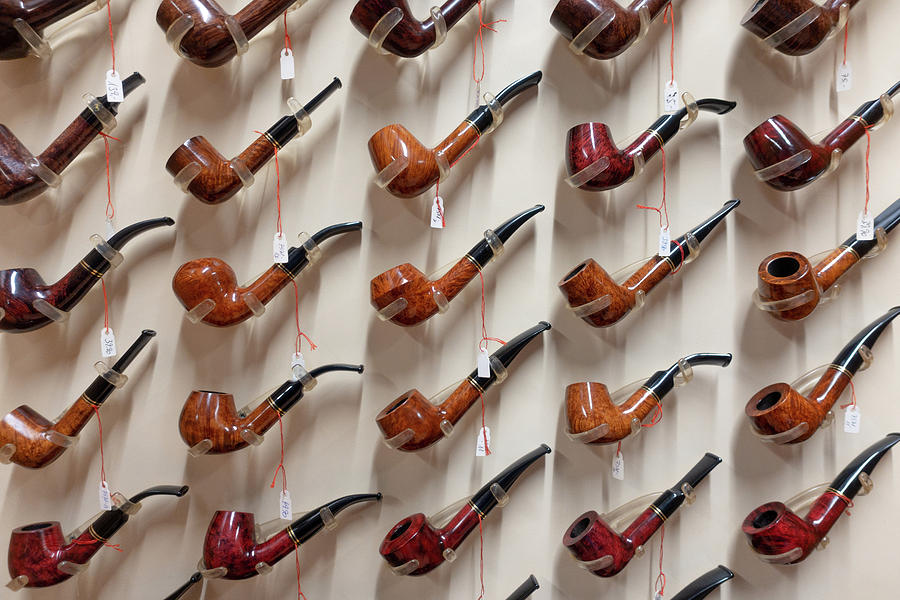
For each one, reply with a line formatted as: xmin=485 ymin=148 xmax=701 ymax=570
xmin=567 ymin=5 xmax=650 ymax=56
xmin=290 ymin=364 xmax=317 ymax=391
xmin=33 ymin=299 xmax=69 ymax=323
xmin=753 ymin=148 xmax=840 ymax=183
xmin=166 ymin=11 xmax=248 ymax=59
xmin=94 ymin=360 xmax=128 ymax=388
xmin=82 ymin=94 xmax=117 ymax=133
xmin=367 ymin=6 xmax=447 ymax=55
xmin=90 ymin=234 xmax=123 ymax=267
xmin=11 ymin=0 xmax=109 ymax=59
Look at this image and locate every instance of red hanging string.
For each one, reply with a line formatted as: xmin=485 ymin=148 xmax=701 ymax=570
xmin=98 ymin=132 xmax=120 ymax=222
xmin=433 ymin=182 xmax=446 ymax=228
xmin=636 ymin=145 xmax=685 ymax=270
xmin=842 ymin=17 xmax=849 ymax=66
xmin=475 ymin=270 xmax=503 ymax=456
xmin=106 ymin=0 xmax=116 ymax=72
xmin=253 ymin=130 xmax=283 ymax=236
xmin=840 ymin=379 xmax=858 ymax=410
xmin=664 ymin=3 xmax=675 ymax=83
xmin=283 ymin=11 xmax=293 ymax=51
xmin=863 ymin=126 xmax=872 ymax=214
xmin=101 ymin=279 xmax=110 ymax=334
xmin=654 ymin=524 xmax=667 ymax=596
xmin=73 ymin=538 xmax=122 ymax=552
xmin=475 ymin=512 xmax=486 ymax=600
xmin=291 ymin=281 xmax=317 ymax=355
xmin=91 ymin=405 xmax=110 ymax=502
xmin=831 ymin=488 xmax=855 ymax=516
xmin=642 ymin=401 xmax=663 ymax=428
xmin=475 ymin=388 xmax=490 ymax=456
xmin=269 ymin=412 xmax=288 ymax=493
xmin=294 ymin=547 xmax=308 ymax=600
xmin=472 ymin=1 xmax=506 ymax=84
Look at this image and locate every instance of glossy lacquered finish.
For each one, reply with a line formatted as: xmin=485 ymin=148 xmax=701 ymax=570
xmin=565 ymin=98 xmax=736 ymax=191
xmin=0 ymin=217 xmax=174 ymax=333
xmin=201 ymin=493 xmax=381 ymax=580
xmin=0 ymin=73 xmax=145 ymax=205
xmin=747 ymin=307 xmax=900 ymax=443
xmin=563 ymin=453 xmax=721 ymax=577
xmin=350 ymin=0 xmax=478 ymax=57
xmin=559 ymin=200 xmax=739 ymax=327
xmin=376 ymin=322 xmax=550 ymax=451
xmin=756 ymin=198 xmax=900 ymax=320
xmin=671 ymin=565 xmax=734 ymax=600
xmin=380 ymin=444 xmax=550 ymax=575
xmin=164 ymin=572 xmax=202 ymax=600
xmin=370 ymin=205 xmax=543 ymax=326
xmin=566 ymin=353 xmax=732 ymax=444
xmin=172 ymin=221 xmax=361 ymax=327
xmin=0 ymin=0 xmax=97 ymax=59
xmin=741 ymin=0 xmax=860 ymax=56
xmin=506 ymin=574 xmax=540 ymax=600
xmin=550 ymin=0 xmax=670 ymax=60
xmin=7 ymin=485 xmax=188 ymax=588
xmin=155 ymin=0 xmax=296 ymax=67
xmin=743 ymin=433 xmax=900 ymax=564
xmin=179 ymin=363 xmax=364 ymax=453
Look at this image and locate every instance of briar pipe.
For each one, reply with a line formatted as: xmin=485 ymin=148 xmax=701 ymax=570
xmin=755 ymin=197 xmax=900 ymax=320
xmin=745 ymin=81 xmax=900 ymax=191
xmin=741 ymin=0 xmax=861 ymax=56
xmin=743 ymin=433 xmax=900 ymax=564
xmin=0 ymin=0 xmax=100 ymax=60
xmin=671 ymin=565 xmax=734 ymax=600
xmin=559 ymin=200 xmax=739 ymax=327
xmin=155 ymin=0 xmax=299 ymax=67
xmin=376 ymin=322 xmax=550 ymax=451
xmin=550 ymin=0 xmax=671 ymax=60
xmin=166 ymin=78 xmax=343 ymax=204
xmin=179 ymin=363 xmax=364 ymax=454
xmin=7 ymin=485 xmax=189 ymax=588
xmin=563 ymin=452 xmax=721 ymax=577
xmin=371 ymin=205 xmax=544 ymax=326
xmin=565 ymin=98 xmax=736 ymax=191
xmin=202 ymin=492 xmax=382 ymax=580
xmin=172 ymin=220 xmax=362 ymax=327
xmin=380 ymin=444 xmax=550 ymax=576
xmin=0 ymin=216 xmax=175 ymax=333
xmin=746 ymin=306 xmax=900 ymax=443
xmin=566 ymin=352 xmax=733 ymax=444
xmin=367 ymin=71 xmax=542 ymax=198
xmin=164 ymin=572 xmax=202 ymax=600
xmin=350 ymin=0 xmax=479 ymax=57
xmin=0 ymin=329 xmax=156 ymax=468
xmin=0 ymin=72 xmax=145 ymax=205
xmin=507 ymin=575 xmax=539 ymax=600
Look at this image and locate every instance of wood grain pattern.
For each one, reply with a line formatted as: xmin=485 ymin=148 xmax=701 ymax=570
xmin=550 ymin=0 xmax=670 ymax=60
xmin=8 ymin=521 xmax=112 ymax=587
xmin=0 ymin=396 xmax=96 ymax=468
xmin=369 ymin=257 xmax=480 ymax=326
xmin=742 ymin=493 xmax=846 ymax=564
xmin=741 ymin=0 xmax=860 ymax=56
xmin=375 ymin=380 xmax=481 ymax=450
xmin=0 ymin=263 xmax=98 ymax=333
xmin=367 ymin=121 xmax=480 ymax=198
xmin=178 ymin=391 xmax=280 ymax=453
xmin=0 ymin=0 xmax=96 ymax=60
xmin=565 ymin=382 xmax=658 ymax=443
xmin=564 ymin=122 xmax=662 ymax=191
xmin=379 ymin=505 xmax=481 ymax=575
xmin=350 ymin=0 xmax=478 ymax=57
xmin=563 ymin=507 xmax=664 ymax=577
xmin=155 ymin=0 xmax=296 ymax=67
xmin=165 ymin=134 xmax=275 ymax=204
xmin=202 ymin=511 xmax=296 ymax=580
xmin=558 ymin=255 xmax=672 ymax=327
xmin=755 ymin=247 xmax=857 ymax=320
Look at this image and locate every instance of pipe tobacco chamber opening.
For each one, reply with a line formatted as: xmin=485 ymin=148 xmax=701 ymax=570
xmin=570 ymin=516 xmax=591 ymax=538
xmin=752 ymin=509 xmax=779 ymax=529
xmin=18 ymin=523 xmax=52 ymax=532
xmin=563 ymin=262 xmax=587 ymax=282
xmin=389 ymin=520 xmax=412 ymax=540
xmin=755 ymin=391 xmax=783 ymax=411
xmin=767 ymin=256 xmax=801 ymax=278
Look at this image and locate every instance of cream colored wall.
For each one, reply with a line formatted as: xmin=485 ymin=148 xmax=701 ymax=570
xmin=1 ymin=0 xmax=899 ymax=598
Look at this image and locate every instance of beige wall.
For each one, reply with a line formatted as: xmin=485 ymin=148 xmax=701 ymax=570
xmin=1 ymin=0 xmax=899 ymax=598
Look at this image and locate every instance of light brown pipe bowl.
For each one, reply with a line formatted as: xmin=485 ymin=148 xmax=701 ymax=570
xmin=165 ymin=136 xmax=242 ymax=204
xmin=557 ymin=259 xmax=634 ymax=327
xmin=565 ymin=382 xmax=658 ymax=444
xmin=0 ymin=407 xmax=65 ymax=469
xmin=179 ymin=391 xmax=249 ymax=453
xmin=370 ymin=263 xmax=440 ymax=326
xmin=171 ymin=258 xmax=253 ymax=327
xmin=375 ymin=390 xmax=444 ymax=451
xmin=367 ymin=124 xmax=440 ymax=198
xmin=756 ymin=252 xmax=820 ymax=320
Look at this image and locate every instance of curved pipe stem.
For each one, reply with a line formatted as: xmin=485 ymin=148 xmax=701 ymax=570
xmin=164 ymin=572 xmax=202 ymax=600
xmin=671 ymin=565 xmax=734 ymax=600
xmin=506 ymin=574 xmax=539 ymax=600
xmin=350 ymin=0 xmax=480 ymax=57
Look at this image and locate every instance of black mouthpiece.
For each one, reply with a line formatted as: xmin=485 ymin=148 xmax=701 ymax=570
xmin=465 ymin=71 xmax=542 ymax=135
xmin=467 ymin=205 xmax=544 ymax=268
xmin=652 ymin=453 xmax=721 ymax=519
xmin=129 ymin=485 xmax=190 ymax=504
xmin=671 ymin=565 xmax=735 ymax=600
xmin=830 ymin=433 xmax=900 ymax=499
xmin=886 ymin=80 xmax=900 ymax=98
xmin=468 ymin=321 xmax=551 ymax=391
xmin=642 ymin=352 xmax=733 ymax=399
xmin=107 ymin=216 xmax=176 ymax=251
xmin=265 ymin=77 xmax=343 ymax=148
xmin=843 ymin=197 xmax=900 ymax=257
xmin=285 ymin=220 xmax=363 ymax=276
xmin=652 ymin=97 xmax=737 ymax=144
xmin=289 ymin=493 xmax=382 ymax=545
xmin=303 ymin=77 xmax=343 ymax=115
xmin=271 ymin=363 xmax=365 ymax=414
xmin=164 ymin=572 xmax=203 ymax=600
xmin=469 ymin=444 xmax=550 ymax=518
xmin=831 ymin=306 xmax=900 ymax=375
xmin=81 ymin=329 xmax=157 ymax=407
xmin=666 ymin=200 xmax=739 ymax=269
xmin=86 ymin=72 xmax=146 ymax=123
xmin=90 ymin=484 xmax=188 ymax=541
xmin=506 ymin=575 xmax=540 ymax=600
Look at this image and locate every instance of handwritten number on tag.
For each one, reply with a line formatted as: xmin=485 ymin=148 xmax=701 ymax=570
xmin=430 ymin=196 xmax=445 ymax=229
xmin=280 ymin=490 xmax=292 ymax=520
xmin=612 ymin=451 xmax=625 ymax=480
xmin=664 ymin=80 xmax=679 ymax=112
xmin=844 ymin=405 xmax=861 ymax=433
xmin=857 ymin=210 xmax=874 ymax=241
xmin=476 ymin=426 xmax=491 ymax=456
xmin=273 ymin=232 xmax=289 ymax=263
xmin=99 ymin=481 xmax=112 ymax=511
xmin=100 ymin=328 xmax=117 ymax=358
xmin=105 ymin=70 xmax=124 ymax=103
xmin=658 ymin=227 xmax=671 ymax=257
xmin=837 ymin=61 xmax=852 ymax=92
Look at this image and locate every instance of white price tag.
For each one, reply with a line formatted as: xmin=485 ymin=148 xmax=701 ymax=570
xmin=105 ymin=70 xmax=124 ymax=103
xmin=430 ymin=196 xmax=445 ymax=229
xmin=476 ymin=426 xmax=491 ymax=456
xmin=844 ymin=405 xmax=861 ymax=433
xmin=664 ymin=80 xmax=679 ymax=112
xmin=273 ymin=232 xmax=289 ymax=263
xmin=99 ymin=481 xmax=112 ymax=511
xmin=477 ymin=348 xmax=490 ymax=378
xmin=280 ymin=48 xmax=295 ymax=80
xmin=658 ymin=227 xmax=671 ymax=257
xmin=654 ymin=592 xmax=664 ymax=600
xmin=291 ymin=352 xmax=306 ymax=380
xmin=100 ymin=328 xmax=117 ymax=358
xmin=612 ymin=451 xmax=625 ymax=480
xmin=837 ymin=61 xmax=852 ymax=92
xmin=105 ymin=218 xmax=116 ymax=239
xmin=857 ymin=210 xmax=874 ymax=241
xmin=280 ymin=489 xmax=292 ymax=520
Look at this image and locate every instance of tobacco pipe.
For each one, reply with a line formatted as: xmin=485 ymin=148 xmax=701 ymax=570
xmin=745 ymin=81 xmax=900 ymax=191
xmin=7 ymin=484 xmax=189 ymax=589
xmin=747 ymin=306 xmax=900 ymax=443
xmin=165 ymin=572 xmax=202 ymax=600
xmin=559 ymin=200 xmax=738 ymax=327
xmin=172 ymin=220 xmax=362 ymax=327
xmin=564 ymin=98 xmax=736 ymax=191
xmin=0 ymin=72 xmax=145 ymax=205
xmin=563 ymin=452 xmax=721 ymax=577
xmin=155 ymin=0 xmax=299 ymax=67
xmin=506 ymin=574 xmax=539 ymax=600
xmin=350 ymin=0 xmax=478 ymax=57
xmin=566 ymin=352 xmax=732 ymax=444
xmin=0 ymin=0 xmax=102 ymax=59
xmin=0 ymin=216 xmax=175 ymax=333
xmin=0 ymin=329 xmax=156 ymax=468
xmin=671 ymin=565 xmax=734 ymax=600
xmin=367 ymin=71 xmax=542 ymax=198
xmin=179 ymin=363 xmax=364 ymax=454
xmin=755 ymin=198 xmax=900 ymax=320
xmin=743 ymin=433 xmax=900 ymax=564
xmin=550 ymin=0 xmax=671 ymax=60
xmin=376 ymin=322 xmax=550 ymax=451
xmin=741 ymin=0 xmax=860 ymax=56
xmin=202 ymin=492 xmax=382 ymax=580
xmin=371 ymin=205 xmax=544 ymax=326
xmin=380 ymin=444 xmax=550 ymax=576
xmin=166 ymin=78 xmax=343 ymax=205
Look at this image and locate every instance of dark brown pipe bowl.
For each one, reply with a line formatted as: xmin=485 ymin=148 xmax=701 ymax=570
xmin=563 ymin=511 xmax=625 ymax=576
xmin=166 ymin=136 xmax=242 ymax=204
xmin=368 ymin=125 xmax=438 ymax=198
xmin=741 ymin=0 xmax=840 ymax=56
xmin=375 ymin=390 xmax=440 ymax=450
xmin=8 ymin=522 xmax=70 ymax=587
xmin=156 ymin=0 xmax=239 ymax=67
xmin=550 ymin=0 xmax=640 ymax=60
xmin=743 ymin=116 xmax=829 ymax=191
xmin=756 ymin=251 xmax=819 ymax=320
xmin=379 ymin=513 xmax=442 ymax=575
xmin=565 ymin=123 xmax=634 ymax=191
xmin=746 ymin=383 xmax=819 ymax=442
xmin=350 ymin=0 xmax=438 ymax=58
xmin=0 ymin=125 xmax=47 ymax=205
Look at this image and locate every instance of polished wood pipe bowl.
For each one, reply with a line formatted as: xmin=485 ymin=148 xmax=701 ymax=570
xmin=550 ymin=0 xmax=670 ymax=60
xmin=741 ymin=0 xmax=861 ymax=56
xmin=350 ymin=0 xmax=479 ymax=57
xmin=0 ymin=0 xmax=101 ymax=60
